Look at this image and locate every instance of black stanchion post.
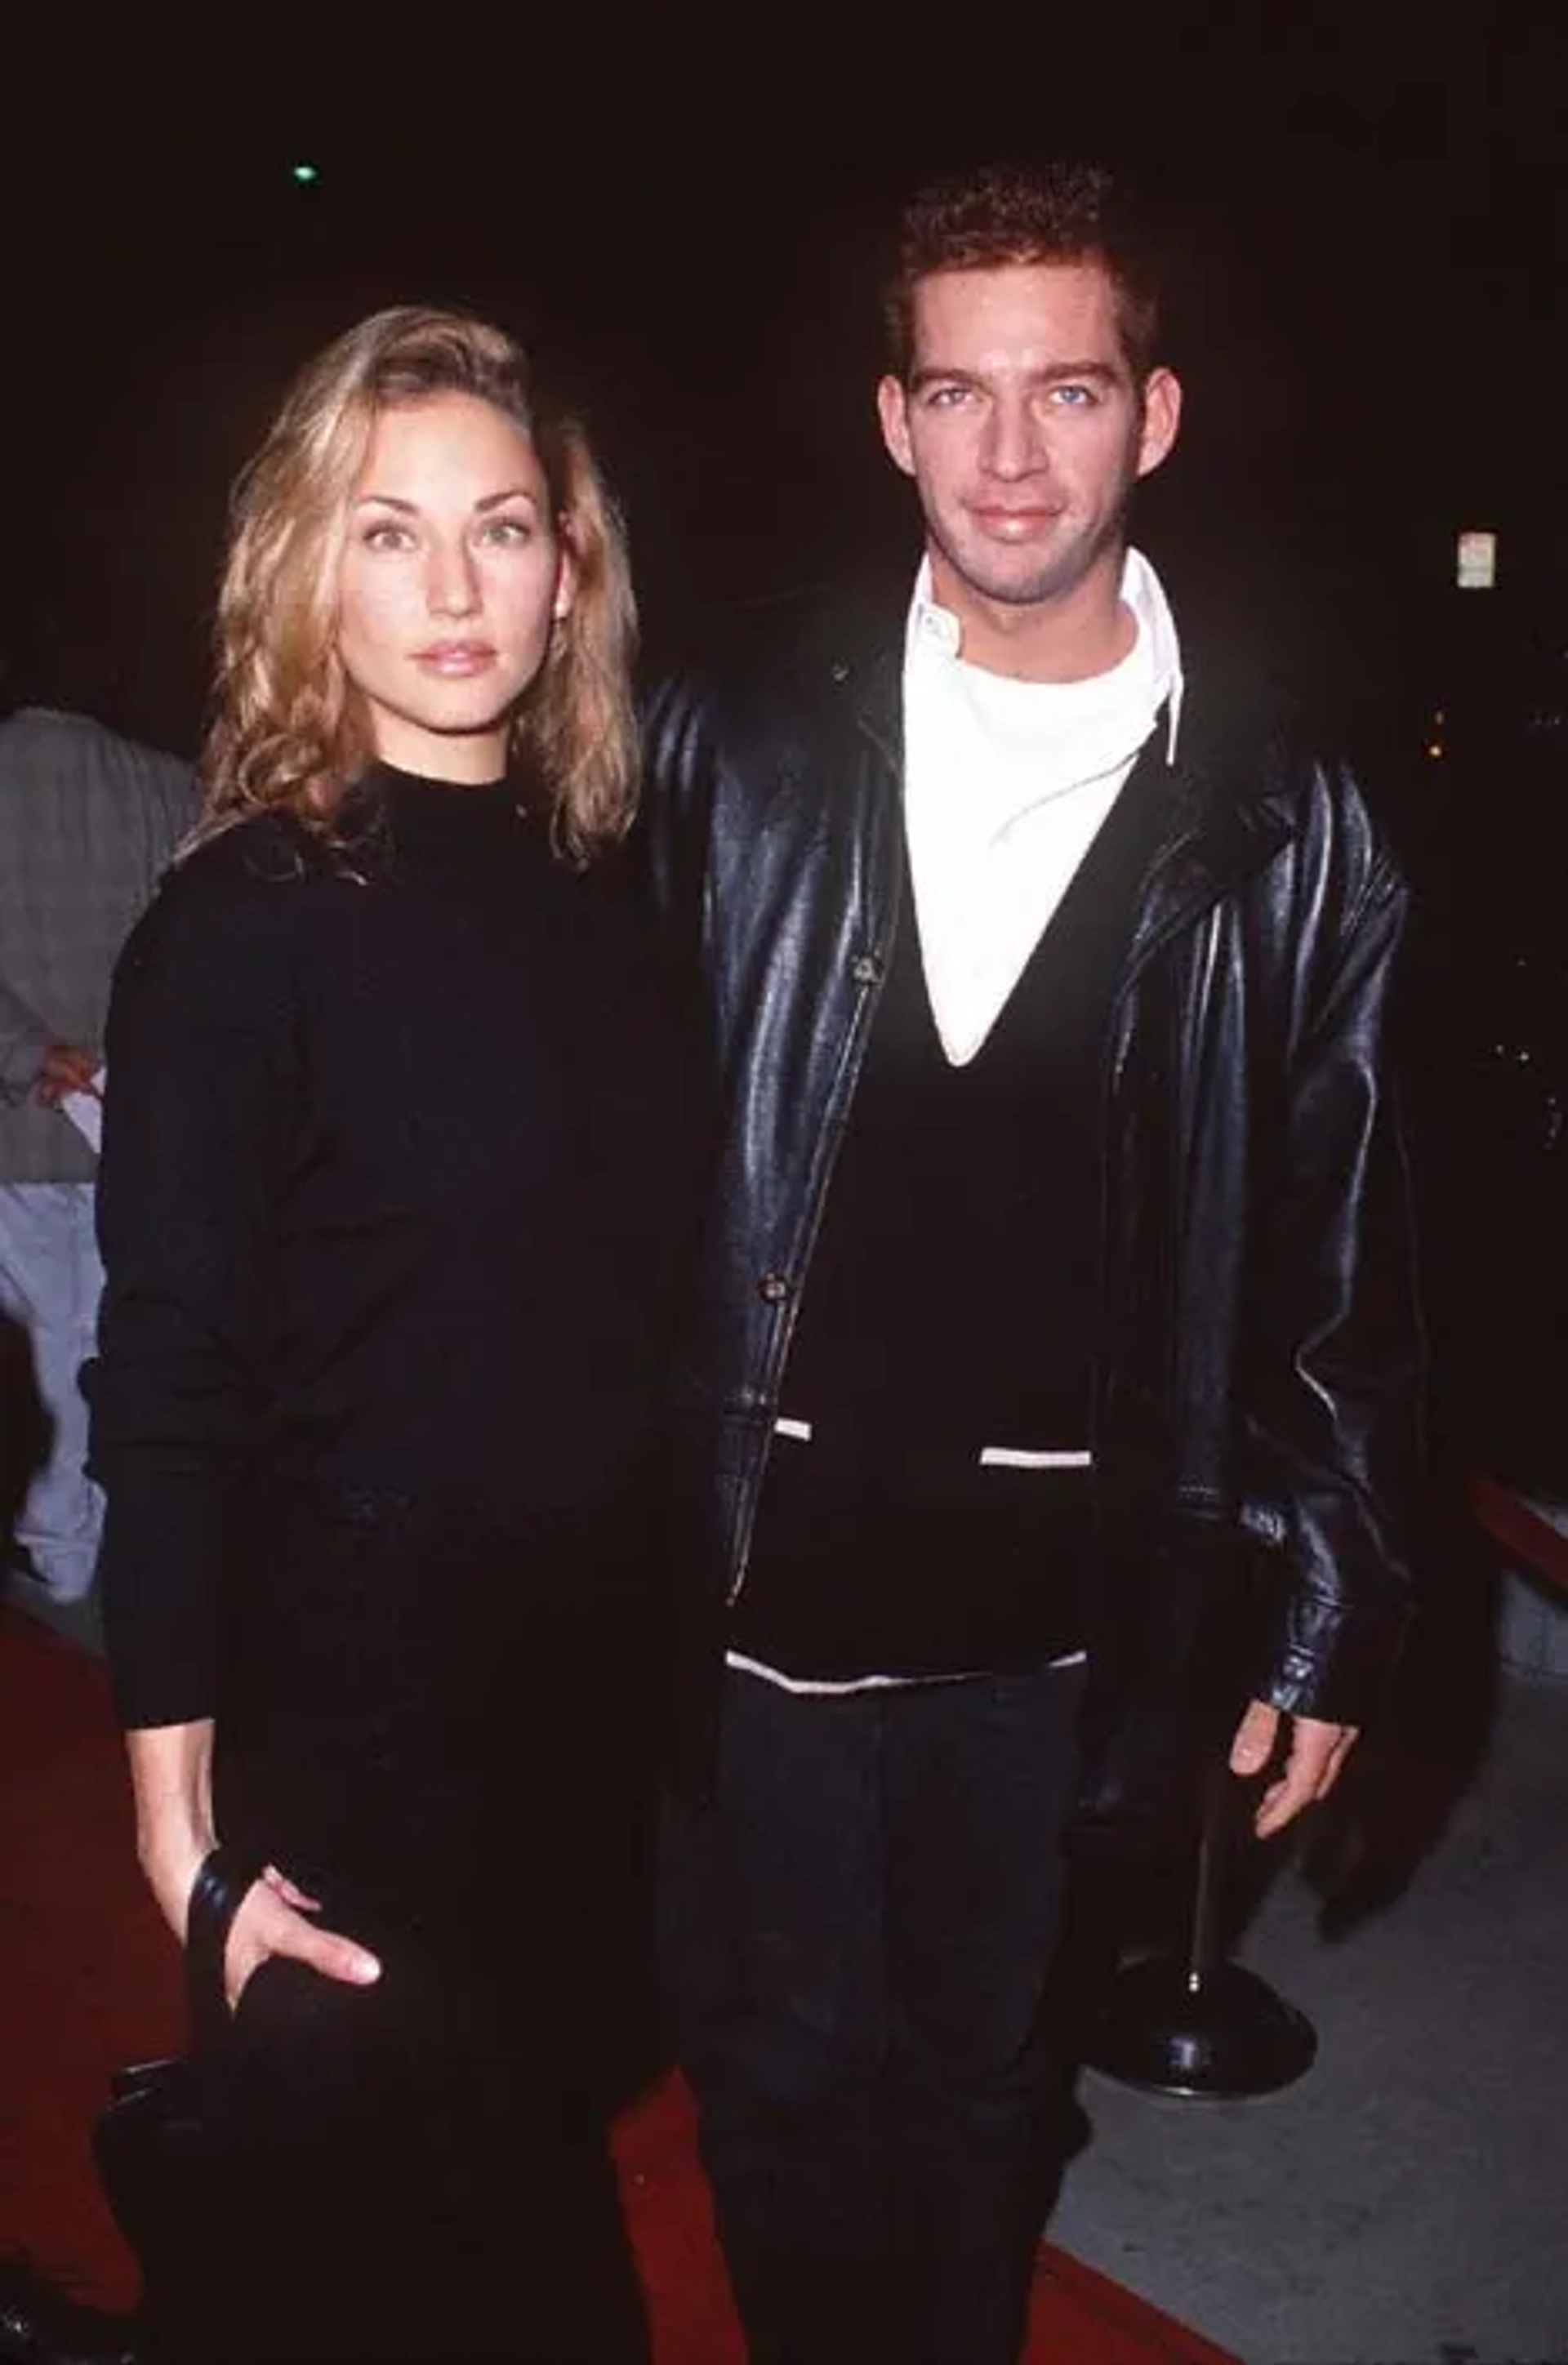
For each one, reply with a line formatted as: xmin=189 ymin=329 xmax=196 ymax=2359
xmin=1085 ymin=1757 xmax=1317 ymax=2099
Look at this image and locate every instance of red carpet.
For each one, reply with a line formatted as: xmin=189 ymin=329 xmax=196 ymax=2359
xmin=0 ymin=1609 xmax=1237 ymax=2363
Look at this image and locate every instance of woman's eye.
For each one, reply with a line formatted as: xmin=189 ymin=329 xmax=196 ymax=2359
xmin=363 ymin=522 xmax=413 ymax=551
xmin=480 ymin=516 xmax=532 ymax=546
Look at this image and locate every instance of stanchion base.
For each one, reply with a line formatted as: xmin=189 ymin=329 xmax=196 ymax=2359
xmin=1085 ymin=1955 xmax=1317 ymax=2099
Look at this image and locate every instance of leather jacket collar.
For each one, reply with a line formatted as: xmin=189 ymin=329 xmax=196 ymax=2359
xmin=836 ymin=607 xmax=1296 ymax=978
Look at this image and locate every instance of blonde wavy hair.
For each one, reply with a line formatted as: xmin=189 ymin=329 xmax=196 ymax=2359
xmin=201 ymin=305 xmax=639 ymax=861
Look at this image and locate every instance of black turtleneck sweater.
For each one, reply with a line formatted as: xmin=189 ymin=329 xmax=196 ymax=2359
xmin=90 ymin=764 xmax=702 ymax=1730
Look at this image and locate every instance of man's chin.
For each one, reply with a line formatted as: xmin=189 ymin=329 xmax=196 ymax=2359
xmin=960 ymin=563 xmax=1079 ymax=612
xmin=945 ymin=532 xmax=1127 ymax=616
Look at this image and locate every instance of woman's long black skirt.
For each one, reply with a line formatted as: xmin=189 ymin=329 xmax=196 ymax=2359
xmin=151 ymin=1485 xmax=668 ymax=2365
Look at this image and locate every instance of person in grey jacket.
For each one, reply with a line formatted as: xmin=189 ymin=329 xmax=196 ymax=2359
xmin=0 ymin=699 xmax=194 ymax=1606
xmin=645 ymin=162 xmax=1423 ymax=2365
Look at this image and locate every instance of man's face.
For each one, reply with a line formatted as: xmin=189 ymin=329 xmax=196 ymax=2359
xmin=877 ymin=261 xmax=1180 ymax=626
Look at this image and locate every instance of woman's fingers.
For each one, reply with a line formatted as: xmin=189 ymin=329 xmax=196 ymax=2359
xmin=223 ymin=1877 xmax=382 ymax=2010
xmin=261 ymin=1863 xmax=322 ymax=1912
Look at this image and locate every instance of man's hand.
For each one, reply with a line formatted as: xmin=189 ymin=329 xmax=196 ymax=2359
xmin=1228 ymin=1699 xmax=1358 ymax=1839
xmin=36 ymin=1044 xmax=100 ymax=1107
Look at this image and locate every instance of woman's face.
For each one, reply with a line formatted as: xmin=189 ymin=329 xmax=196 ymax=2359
xmin=336 ymin=391 xmax=573 ymax=783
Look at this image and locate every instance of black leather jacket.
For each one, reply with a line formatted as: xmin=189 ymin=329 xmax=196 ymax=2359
xmin=645 ymin=595 xmax=1423 ymax=1826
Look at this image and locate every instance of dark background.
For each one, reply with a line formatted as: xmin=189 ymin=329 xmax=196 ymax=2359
xmin=5 ymin=7 xmax=1568 ymax=1475
xmin=2 ymin=0 xmax=1565 ymax=764
xmin=2 ymin=4 xmax=1566 ymax=1880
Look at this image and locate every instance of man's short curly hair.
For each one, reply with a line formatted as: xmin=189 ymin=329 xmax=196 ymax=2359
xmin=882 ymin=162 xmax=1161 ymax=385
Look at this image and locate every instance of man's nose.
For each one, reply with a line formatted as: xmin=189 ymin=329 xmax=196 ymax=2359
xmin=980 ymin=399 xmax=1046 ymax=480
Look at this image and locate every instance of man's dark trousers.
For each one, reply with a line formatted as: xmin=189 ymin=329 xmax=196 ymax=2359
xmin=659 ymin=1657 xmax=1085 ymax=2365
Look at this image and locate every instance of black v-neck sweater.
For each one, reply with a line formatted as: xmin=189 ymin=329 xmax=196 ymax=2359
xmin=732 ymin=750 xmax=1169 ymax=1681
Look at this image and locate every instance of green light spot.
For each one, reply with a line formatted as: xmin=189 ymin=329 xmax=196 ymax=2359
xmin=291 ymin=163 xmax=319 ymax=186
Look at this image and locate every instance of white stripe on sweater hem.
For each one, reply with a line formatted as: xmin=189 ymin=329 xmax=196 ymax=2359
xmin=725 ymin=1650 xmax=1088 ymax=1697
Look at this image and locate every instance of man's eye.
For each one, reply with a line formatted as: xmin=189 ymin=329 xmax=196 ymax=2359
xmin=924 ymin=385 xmax=970 ymax=409
xmin=1050 ymin=384 xmax=1097 ymax=408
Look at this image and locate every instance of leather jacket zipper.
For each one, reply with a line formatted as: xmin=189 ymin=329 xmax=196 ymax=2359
xmin=726 ymin=811 xmax=902 ymax=1609
xmin=1087 ymin=823 xmax=1218 ymax=1505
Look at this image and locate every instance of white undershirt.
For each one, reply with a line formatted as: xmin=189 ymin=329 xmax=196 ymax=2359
xmin=728 ymin=548 xmax=1183 ymax=1695
xmin=902 ymin=546 xmax=1183 ymax=1066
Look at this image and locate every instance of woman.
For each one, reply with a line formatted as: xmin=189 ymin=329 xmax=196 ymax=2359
xmin=88 ymin=308 xmax=699 ymax=2363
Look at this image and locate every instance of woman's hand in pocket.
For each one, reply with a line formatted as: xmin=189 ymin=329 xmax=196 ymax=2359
xmin=223 ymin=1864 xmax=382 ymax=2011
xmin=124 ymin=1724 xmax=383 ymax=2007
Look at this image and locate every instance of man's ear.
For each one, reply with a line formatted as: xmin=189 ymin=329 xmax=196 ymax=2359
xmin=1135 ymin=367 xmax=1182 ymax=480
xmin=876 ymin=375 xmax=916 ymax=479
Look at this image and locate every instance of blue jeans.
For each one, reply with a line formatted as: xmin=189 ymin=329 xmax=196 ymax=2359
xmin=659 ymin=1659 xmax=1085 ymax=2365
xmin=0 ymin=1181 xmax=103 ymax=1601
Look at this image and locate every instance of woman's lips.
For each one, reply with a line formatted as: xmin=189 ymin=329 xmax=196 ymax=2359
xmin=414 ymin=642 xmax=497 ymax=676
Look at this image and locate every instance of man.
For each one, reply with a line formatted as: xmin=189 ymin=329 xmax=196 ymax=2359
xmin=0 ymin=698 xmax=195 ymax=1613
xmin=645 ymin=161 xmax=1423 ymax=2365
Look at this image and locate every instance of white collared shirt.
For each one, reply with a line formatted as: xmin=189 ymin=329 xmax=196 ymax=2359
xmin=901 ymin=546 xmax=1183 ymax=1066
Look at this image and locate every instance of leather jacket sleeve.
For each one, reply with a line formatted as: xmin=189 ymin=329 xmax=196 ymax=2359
xmin=642 ymin=671 xmax=718 ymax=972
xmin=1243 ymin=817 xmax=1423 ymax=1729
